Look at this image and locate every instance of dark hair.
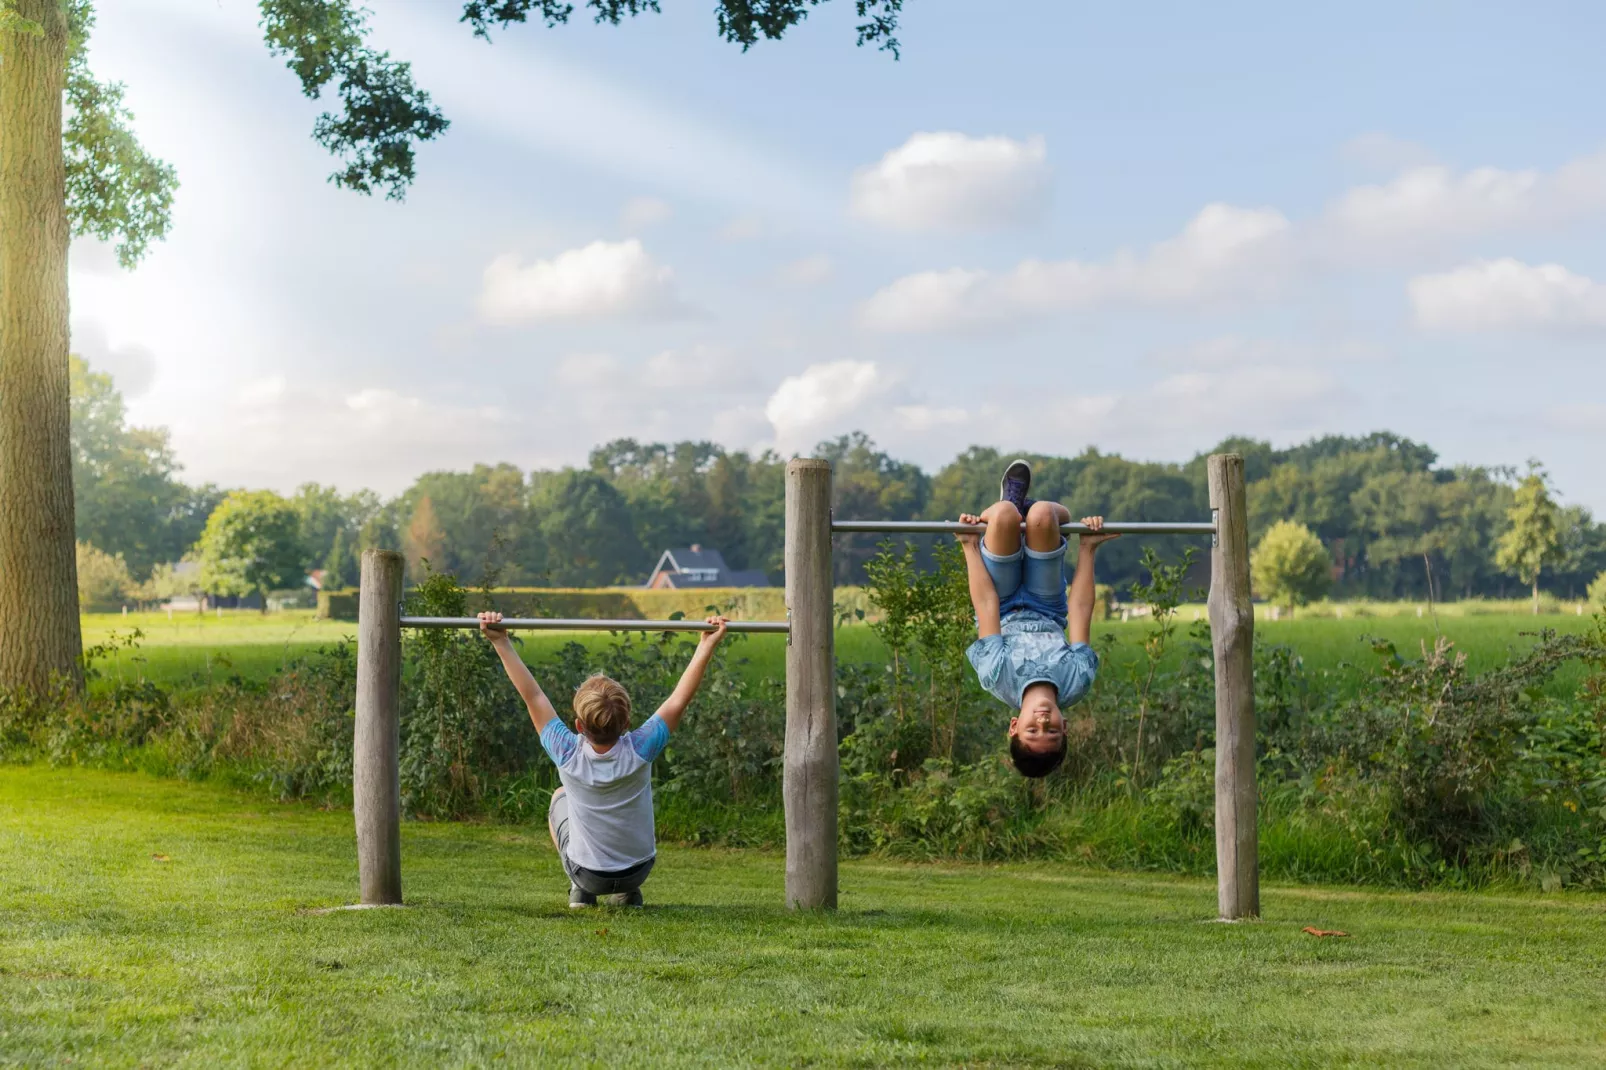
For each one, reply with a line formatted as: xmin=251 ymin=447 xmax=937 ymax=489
xmin=1009 ymin=735 xmax=1067 ymax=778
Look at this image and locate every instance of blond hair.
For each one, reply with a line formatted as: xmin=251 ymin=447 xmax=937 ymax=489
xmin=573 ymin=674 xmax=632 ymax=743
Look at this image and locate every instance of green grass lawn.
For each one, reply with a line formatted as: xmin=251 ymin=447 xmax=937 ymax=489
xmin=83 ymin=607 xmax=1598 ymax=699
xmin=3 ymin=767 xmax=1605 ymax=1068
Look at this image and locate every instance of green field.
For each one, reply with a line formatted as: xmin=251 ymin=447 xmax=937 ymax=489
xmin=3 ymin=766 xmax=1603 ymax=1067
xmin=83 ymin=608 xmax=1599 ymax=697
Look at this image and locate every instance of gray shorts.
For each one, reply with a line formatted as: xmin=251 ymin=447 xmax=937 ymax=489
xmin=548 ymin=789 xmax=655 ymax=896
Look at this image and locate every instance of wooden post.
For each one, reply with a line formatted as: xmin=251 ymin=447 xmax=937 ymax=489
xmin=1208 ymin=454 xmax=1258 ymax=919
xmin=354 ymin=549 xmax=404 ymax=905
xmin=784 ymin=459 xmax=837 ymax=910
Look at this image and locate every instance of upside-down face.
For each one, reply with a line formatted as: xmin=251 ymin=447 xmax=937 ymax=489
xmin=1009 ymin=682 xmax=1065 ymax=753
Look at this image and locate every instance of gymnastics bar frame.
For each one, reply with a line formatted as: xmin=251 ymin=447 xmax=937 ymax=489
xmin=353 ymin=453 xmax=1256 ymax=920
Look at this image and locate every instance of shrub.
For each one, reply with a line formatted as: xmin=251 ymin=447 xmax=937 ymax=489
xmin=77 ymin=542 xmax=134 ymax=611
xmin=1589 ymin=570 xmax=1606 ymax=609
xmin=1251 ymin=521 xmax=1332 ymax=613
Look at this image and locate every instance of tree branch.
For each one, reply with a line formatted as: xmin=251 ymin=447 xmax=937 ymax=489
xmin=259 ymin=0 xmax=450 ymax=200
xmin=62 ymin=0 xmax=178 ymax=268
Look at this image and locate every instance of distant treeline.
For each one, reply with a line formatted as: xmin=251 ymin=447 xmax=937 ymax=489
xmin=72 ymin=356 xmax=1606 ymax=599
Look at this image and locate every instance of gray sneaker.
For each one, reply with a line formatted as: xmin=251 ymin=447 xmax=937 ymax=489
xmin=1000 ymin=459 xmax=1032 ymax=515
xmin=569 ymin=883 xmax=598 ymax=909
xmin=620 ymin=888 xmax=645 ymax=908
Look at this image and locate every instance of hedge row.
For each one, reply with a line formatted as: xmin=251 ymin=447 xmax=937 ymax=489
xmin=318 ymin=586 xmax=871 ymax=623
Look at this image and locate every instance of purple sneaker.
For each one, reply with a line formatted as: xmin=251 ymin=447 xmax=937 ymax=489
xmin=1000 ymin=459 xmax=1032 ymax=515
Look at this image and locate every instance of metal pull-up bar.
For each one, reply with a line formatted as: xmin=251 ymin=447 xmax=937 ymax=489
xmin=399 ymin=615 xmax=790 ymax=634
xmin=831 ymin=519 xmax=1216 ymax=536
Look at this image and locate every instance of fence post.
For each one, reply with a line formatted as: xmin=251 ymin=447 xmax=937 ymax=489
xmin=1208 ymin=453 xmax=1258 ymax=919
xmin=355 ymin=549 xmax=405 ymax=905
xmin=784 ymin=458 xmax=837 ymax=910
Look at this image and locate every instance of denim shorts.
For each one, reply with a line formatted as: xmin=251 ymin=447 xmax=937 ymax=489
xmin=549 ymin=789 xmax=654 ymax=896
xmin=981 ymin=538 xmax=1070 ymax=625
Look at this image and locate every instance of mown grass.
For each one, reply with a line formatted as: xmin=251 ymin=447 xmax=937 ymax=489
xmin=3 ymin=766 xmax=1605 ymax=1067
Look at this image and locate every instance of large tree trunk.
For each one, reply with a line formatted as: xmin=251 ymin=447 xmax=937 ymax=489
xmin=1532 ymin=577 xmax=1540 ymax=617
xmin=0 ymin=2 xmax=81 ymax=694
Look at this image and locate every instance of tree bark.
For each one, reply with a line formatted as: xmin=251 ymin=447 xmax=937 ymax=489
xmin=0 ymin=2 xmax=81 ymax=694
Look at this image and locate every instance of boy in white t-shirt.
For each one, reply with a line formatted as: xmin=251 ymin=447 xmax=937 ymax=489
xmin=478 ymin=610 xmax=730 ymax=908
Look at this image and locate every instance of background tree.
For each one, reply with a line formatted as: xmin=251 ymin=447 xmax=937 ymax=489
xmin=1251 ymin=520 xmax=1332 ymax=615
xmin=194 ymin=490 xmax=306 ymax=612
xmin=1553 ymin=504 xmax=1606 ymax=600
xmin=822 ymin=432 xmax=930 ymax=584
xmin=137 ymin=559 xmax=201 ymax=609
xmin=1496 ymin=464 xmax=1562 ymax=615
xmin=398 ymin=464 xmax=537 ymax=583
xmin=1589 ymin=570 xmax=1606 ymax=609
xmin=3 ymin=0 xmax=899 ymax=694
xmin=323 ymin=526 xmax=354 ymax=589
xmin=75 ymin=540 xmax=132 ymax=611
xmin=532 ymin=470 xmax=641 ymax=586
xmin=68 ymin=355 xmax=220 ymax=579
xmin=403 ymin=496 xmax=447 ymax=583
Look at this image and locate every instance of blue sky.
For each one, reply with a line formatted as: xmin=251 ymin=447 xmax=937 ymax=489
xmin=71 ymin=0 xmax=1605 ymax=512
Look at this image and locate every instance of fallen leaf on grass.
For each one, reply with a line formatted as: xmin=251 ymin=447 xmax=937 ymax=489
xmin=594 ymin=928 xmax=609 ymax=937
xmin=1302 ymin=927 xmax=1349 ymax=938
xmin=151 ymin=854 xmax=170 ymax=863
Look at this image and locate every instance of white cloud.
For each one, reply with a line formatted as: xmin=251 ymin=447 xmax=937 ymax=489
xmin=554 ymin=352 xmax=620 ymax=389
xmin=779 ymin=254 xmax=833 ymax=287
xmin=1321 ymin=150 xmax=1606 ymax=252
xmin=765 ymin=361 xmax=895 ymax=450
xmin=1409 ymin=259 xmax=1606 ymax=331
xmin=893 ymin=404 xmax=968 ymax=432
xmin=717 ymin=216 xmax=763 ymax=242
xmin=1151 ymin=334 xmax=1387 ymax=369
xmin=860 ymin=204 xmax=1291 ymax=332
xmin=546 ymin=345 xmax=774 ymax=451
xmin=1339 ymin=132 xmax=1438 ymax=173
xmin=476 ymin=240 xmax=685 ymax=324
xmin=1549 ymin=402 xmax=1606 ymax=433
xmin=171 ymin=378 xmax=514 ymax=494
xmin=851 ymin=132 xmax=1051 ymax=232
xmin=619 ymin=196 xmax=672 ymax=230
xmin=177 ymin=344 xmax=784 ymax=494
xmin=1026 ymin=364 xmax=1347 ymax=463
xmin=858 ymin=145 xmax=1606 ymax=335
xmin=72 ymin=319 xmax=159 ymax=398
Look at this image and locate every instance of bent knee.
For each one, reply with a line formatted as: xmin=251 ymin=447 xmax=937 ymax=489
xmin=1025 ymin=500 xmax=1061 ymax=531
xmin=986 ymin=500 xmax=1022 ymax=526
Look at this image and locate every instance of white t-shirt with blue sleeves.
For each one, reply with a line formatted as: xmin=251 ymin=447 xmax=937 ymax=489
xmin=966 ymin=610 xmax=1099 ymax=708
xmin=540 ymin=714 xmax=670 ymax=872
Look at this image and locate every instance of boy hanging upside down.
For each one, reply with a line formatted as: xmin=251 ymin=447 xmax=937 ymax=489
xmin=957 ymin=460 xmax=1119 ymax=778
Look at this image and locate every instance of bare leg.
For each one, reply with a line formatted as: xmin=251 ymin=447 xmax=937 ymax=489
xmin=546 ymin=785 xmax=567 ymax=853
xmin=980 ymin=500 xmax=1022 ymax=557
xmin=1025 ymin=500 xmax=1070 ymax=553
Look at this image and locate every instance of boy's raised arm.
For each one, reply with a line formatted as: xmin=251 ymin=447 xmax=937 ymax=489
xmin=957 ymin=513 xmax=1001 ymax=638
xmin=654 ymin=616 xmax=730 ymax=732
xmin=1066 ymin=517 xmax=1119 ymax=646
xmin=478 ymin=612 xmax=560 ymax=733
